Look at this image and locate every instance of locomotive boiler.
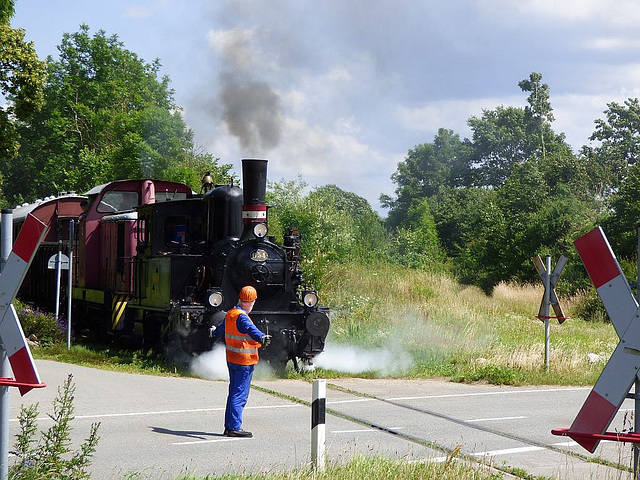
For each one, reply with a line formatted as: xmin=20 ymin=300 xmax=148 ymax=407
xmin=12 ymin=159 xmax=330 ymax=371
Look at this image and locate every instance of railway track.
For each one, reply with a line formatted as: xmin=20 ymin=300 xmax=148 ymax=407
xmin=253 ymin=379 xmax=634 ymax=479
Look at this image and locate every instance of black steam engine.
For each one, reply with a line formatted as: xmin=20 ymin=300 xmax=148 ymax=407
xmin=132 ymin=159 xmax=330 ymax=369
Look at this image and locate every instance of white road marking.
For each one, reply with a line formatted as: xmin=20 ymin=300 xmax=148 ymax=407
xmin=472 ymin=446 xmax=544 ymax=457
xmin=386 ymin=386 xmax=590 ymax=401
xmin=10 ymin=403 xmax=303 ymax=422
xmin=466 ymin=416 xmax=527 ymax=422
xmin=331 ymin=429 xmax=374 ymax=433
xmin=413 ymin=440 xmax=579 ymax=463
xmin=472 ymin=440 xmax=582 ymax=457
xmin=553 ymin=441 xmax=579 ymax=447
xmin=327 ymin=398 xmax=375 ymax=404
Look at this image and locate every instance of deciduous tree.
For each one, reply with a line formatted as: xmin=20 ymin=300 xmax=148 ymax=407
xmin=0 ymin=2 xmax=46 ymax=206
xmin=518 ymin=72 xmax=555 ymax=159
xmin=586 ymin=98 xmax=640 ymax=198
xmin=7 ymin=25 xmax=227 ymax=205
xmin=381 ymin=128 xmax=472 ymax=229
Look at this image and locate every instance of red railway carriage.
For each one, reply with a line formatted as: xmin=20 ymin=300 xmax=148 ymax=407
xmin=11 ymin=194 xmax=86 ymax=312
xmin=77 ymin=179 xmax=193 ymax=291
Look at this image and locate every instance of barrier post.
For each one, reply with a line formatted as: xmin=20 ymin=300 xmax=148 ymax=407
xmin=66 ymin=220 xmax=74 ymax=350
xmin=543 ymin=255 xmax=551 ymax=372
xmin=311 ymin=379 xmax=326 ymax=472
xmin=0 ymin=210 xmax=13 ymax=480
xmin=0 ymin=210 xmax=12 ymax=480
xmin=533 ymin=254 xmax=568 ymax=372
xmin=635 ymin=225 xmax=640 ymax=478
xmin=54 ymin=249 xmax=61 ymax=321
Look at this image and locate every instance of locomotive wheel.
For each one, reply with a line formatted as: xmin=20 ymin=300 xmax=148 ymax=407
xmin=142 ymin=315 xmax=163 ymax=352
xmin=261 ymin=349 xmax=290 ymax=376
xmin=148 ymin=313 xmax=194 ymax=365
xmin=265 ymin=358 xmax=288 ymax=376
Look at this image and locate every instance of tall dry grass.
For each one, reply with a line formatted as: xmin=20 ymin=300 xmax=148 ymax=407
xmin=319 ymin=262 xmax=617 ymax=385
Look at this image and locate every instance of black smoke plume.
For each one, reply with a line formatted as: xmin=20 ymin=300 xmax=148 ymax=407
xmin=219 ymin=74 xmax=283 ymax=151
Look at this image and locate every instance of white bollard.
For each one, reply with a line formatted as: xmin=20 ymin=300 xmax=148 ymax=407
xmin=311 ymin=379 xmax=326 ymax=472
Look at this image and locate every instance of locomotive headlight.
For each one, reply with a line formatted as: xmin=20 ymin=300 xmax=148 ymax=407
xmin=253 ymin=223 xmax=268 ymax=238
xmin=302 ymin=290 xmax=319 ymax=308
xmin=208 ymin=291 xmax=223 ymax=308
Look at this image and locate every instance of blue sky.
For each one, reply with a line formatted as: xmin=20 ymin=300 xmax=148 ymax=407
xmin=11 ymin=0 xmax=640 ymax=212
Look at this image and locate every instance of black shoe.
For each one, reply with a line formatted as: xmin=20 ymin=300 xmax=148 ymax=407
xmin=223 ymin=428 xmax=253 ymax=438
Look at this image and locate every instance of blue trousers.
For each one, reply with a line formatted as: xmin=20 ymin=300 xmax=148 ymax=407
xmin=225 ymin=363 xmax=255 ymax=431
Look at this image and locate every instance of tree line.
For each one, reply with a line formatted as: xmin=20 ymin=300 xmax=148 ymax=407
xmin=381 ymin=74 xmax=640 ymax=293
xmin=2 ymin=14 xmax=638 ymax=295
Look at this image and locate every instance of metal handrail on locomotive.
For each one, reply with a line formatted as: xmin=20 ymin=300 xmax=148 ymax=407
xmin=10 ymin=159 xmax=330 ymax=371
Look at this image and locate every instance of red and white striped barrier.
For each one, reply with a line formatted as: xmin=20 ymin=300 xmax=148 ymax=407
xmin=557 ymin=227 xmax=640 ymax=452
xmin=0 ymin=214 xmax=47 ymax=395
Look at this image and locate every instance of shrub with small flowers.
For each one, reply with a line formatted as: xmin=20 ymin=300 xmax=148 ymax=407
xmin=14 ymin=300 xmax=67 ymax=346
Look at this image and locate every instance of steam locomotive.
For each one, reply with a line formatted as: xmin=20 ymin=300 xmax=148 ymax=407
xmin=11 ymin=159 xmax=330 ymax=371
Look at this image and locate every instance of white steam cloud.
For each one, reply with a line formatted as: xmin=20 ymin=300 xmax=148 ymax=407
xmin=190 ymin=343 xmax=276 ymax=380
xmin=190 ymin=344 xmax=229 ymax=380
xmin=313 ymin=342 xmax=413 ymax=376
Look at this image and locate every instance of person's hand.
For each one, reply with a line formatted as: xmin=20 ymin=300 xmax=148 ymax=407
xmin=261 ymin=335 xmax=272 ymax=347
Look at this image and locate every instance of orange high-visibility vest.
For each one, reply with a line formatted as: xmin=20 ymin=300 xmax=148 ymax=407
xmin=224 ymin=308 xmax=261 ymax=365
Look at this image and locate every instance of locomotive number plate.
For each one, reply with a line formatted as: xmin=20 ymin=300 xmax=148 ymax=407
xmin=251 ymin=249 xmax=269 ymax=262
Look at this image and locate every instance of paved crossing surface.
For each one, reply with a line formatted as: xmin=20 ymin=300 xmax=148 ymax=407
xmin=5 ymin=360 xmax=636 ymax=479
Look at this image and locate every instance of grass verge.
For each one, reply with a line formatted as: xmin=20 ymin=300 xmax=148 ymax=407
xmin=314 ymin=261 xmax=616 ymax=386
xmin=32 ymin=343 xmax=190 ymax=377
xmin=169 ymin=454 xmax=509 ymax=480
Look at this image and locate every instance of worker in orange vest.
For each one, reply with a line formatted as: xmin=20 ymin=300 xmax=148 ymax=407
xmin=211 ymin=285 xmax=271 ymax=437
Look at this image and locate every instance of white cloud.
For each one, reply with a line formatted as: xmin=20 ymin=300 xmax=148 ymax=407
xmin=274 ymin=117 xmax=370 ymax=175
xmin=478 ymin=0 xmax=640 ymax=25
xmin=394 ymin=89 xmax=640 ymax=154
xmin=200 ymin=112 xmax=396 ymax=211
xmin=122 ymin=5 xmax=154 ymax=19
xmin=587 ymin=38 xmax=640 ymax=51
xmin=553 ymin=91 xmax=640 ymax=150
xmin=22 ymin=0 xmax=640 ymax=215
xmin=323 ymin=66 xmax=353 ymax=82
xmin=270 ymin=116 xmax=397 ymax=210
xmin=396 ymin=96 xmax=524 ymax=139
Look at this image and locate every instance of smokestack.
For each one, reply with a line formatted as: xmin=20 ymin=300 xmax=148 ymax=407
xmin=241 ymin=159 xmax=268 ymax=226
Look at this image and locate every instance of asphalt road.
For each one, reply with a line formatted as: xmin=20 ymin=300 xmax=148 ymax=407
xmin=4 ymin=360 xmax=637 ymax=479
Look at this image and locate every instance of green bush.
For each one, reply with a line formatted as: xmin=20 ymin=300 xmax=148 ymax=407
xmin=267 ymin=180 xmax=389 ymax=288
xmin=453 ymin=363 xmax=518 ymax=385
xmin=14 ymin=300 xmax=67 ymax=346
xmin=570 ymin=288 xmax=609 ymax=323
xmin=10 ymin=374 xmax=100 ymax=479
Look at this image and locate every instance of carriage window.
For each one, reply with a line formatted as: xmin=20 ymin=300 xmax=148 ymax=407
xmin=156 ymin=192 xmax=188 ymax=202
xmin=164 ymin=216 xmax=189 ymax=246
xmin=97 ymin=191 xmax=139 ymax=213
